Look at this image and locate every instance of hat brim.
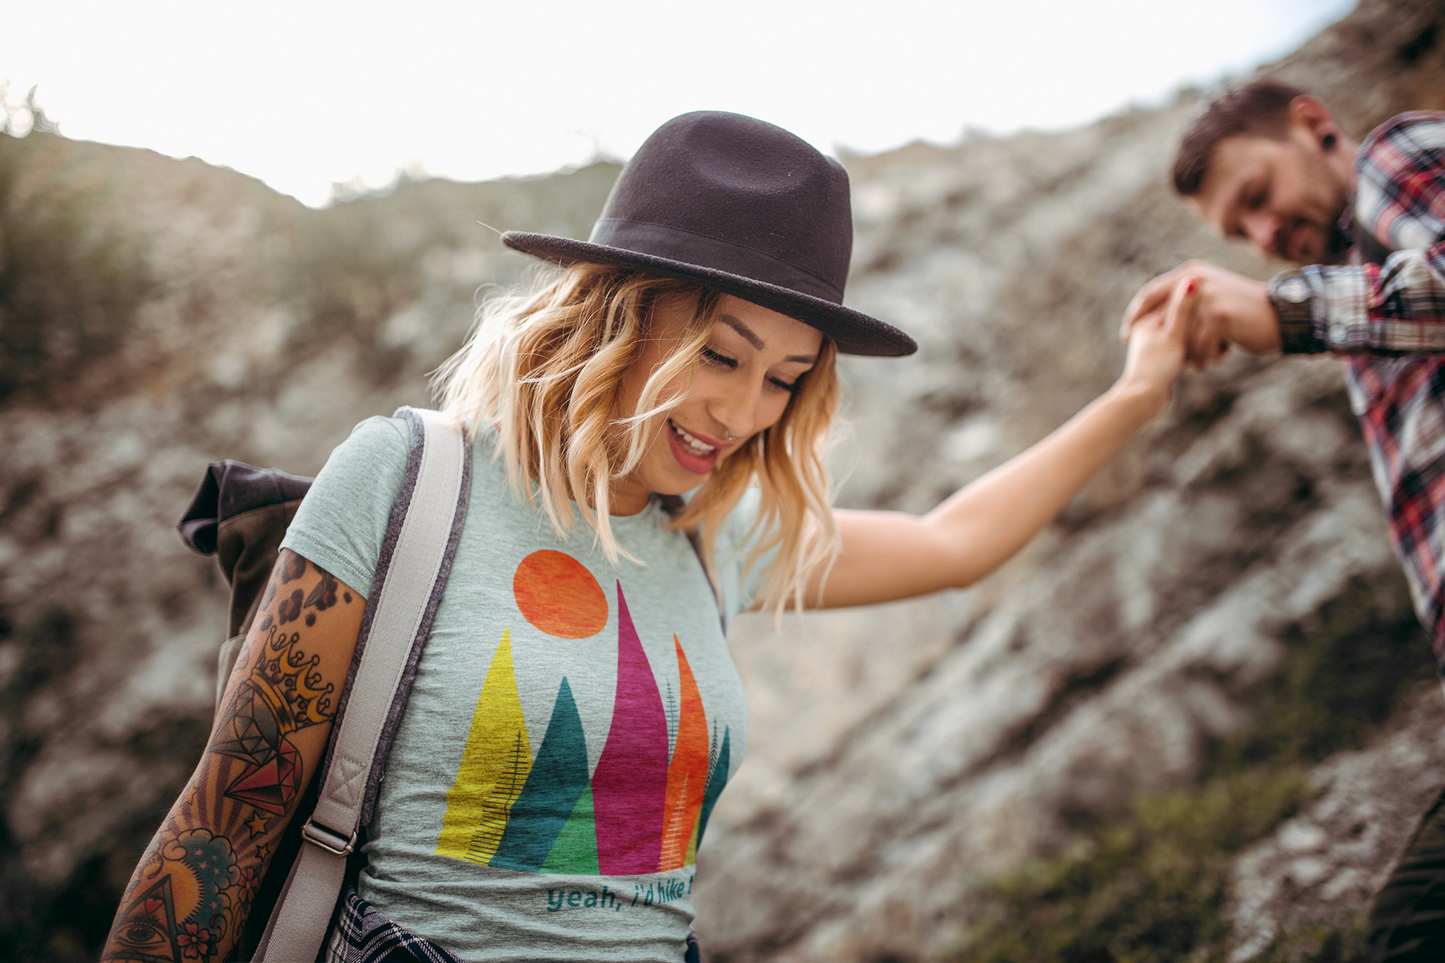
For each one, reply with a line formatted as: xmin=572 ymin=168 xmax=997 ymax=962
xmin=501 ymin=232 xmax=917 ymax=358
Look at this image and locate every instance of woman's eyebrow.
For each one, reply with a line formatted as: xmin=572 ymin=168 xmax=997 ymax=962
xmin=720 ymin=313 xmax=819 ymax=364
xmin=720 ymin=314 xmax=765 ymax=350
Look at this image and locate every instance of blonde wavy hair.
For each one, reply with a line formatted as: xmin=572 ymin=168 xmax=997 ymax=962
xmin=430 ymin=263 xmax=840 ymax=613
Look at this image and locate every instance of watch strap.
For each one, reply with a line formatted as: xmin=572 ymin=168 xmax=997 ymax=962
xmin=1268 ymin=270 xmax=1326 ymax=354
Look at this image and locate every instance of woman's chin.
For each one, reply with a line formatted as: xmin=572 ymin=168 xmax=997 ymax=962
xmin=656 ymin=468 xmax=712 ymax=497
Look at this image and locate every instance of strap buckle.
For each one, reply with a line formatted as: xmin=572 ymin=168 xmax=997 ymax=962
xmin=301 ymin=818 xmax=356 ymax=856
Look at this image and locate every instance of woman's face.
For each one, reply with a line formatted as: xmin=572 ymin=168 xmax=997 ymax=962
xmin=611 ymin=293 xmax=823 ymax=515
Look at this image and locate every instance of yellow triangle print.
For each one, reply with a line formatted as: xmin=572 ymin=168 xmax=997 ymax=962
xmin=435 ymin=628 xmax=534 ymax=863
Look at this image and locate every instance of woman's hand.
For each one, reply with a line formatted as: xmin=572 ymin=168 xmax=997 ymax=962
xmin=812 ymin=276 xmax=1198 ymax=609
xmin=1121 ymin=261 xmax=1277 ymax=366
xmin=1112 ymin=274 xmax=1197 ymax=418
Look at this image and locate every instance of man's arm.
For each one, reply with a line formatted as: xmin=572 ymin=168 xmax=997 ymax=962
xmin=1125 ymin=114 xmax=1445 ymax=362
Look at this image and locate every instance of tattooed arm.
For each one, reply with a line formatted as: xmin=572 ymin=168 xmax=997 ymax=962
xmin=103 ymin=550 xmax=365 ymax=963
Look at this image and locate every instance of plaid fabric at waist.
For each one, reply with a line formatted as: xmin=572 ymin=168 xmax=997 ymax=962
xmin=327 ymin=886 xmax=463 ymax=963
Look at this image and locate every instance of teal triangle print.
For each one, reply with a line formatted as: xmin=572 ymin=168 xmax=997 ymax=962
xmin=694 ymin=725 xmax=731 ymax=850
xmin=490 ymin=678 xmax=591 ymax=872
xmin=541 ymin=786 xmax=600 ymax=875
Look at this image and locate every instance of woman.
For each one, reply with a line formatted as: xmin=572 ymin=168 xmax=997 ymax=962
xmin=104 ymin=111 xmax=1195 ymax=962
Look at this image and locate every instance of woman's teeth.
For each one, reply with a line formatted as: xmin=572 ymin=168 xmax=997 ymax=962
xmin=671 ymin=421 xmax=716 ymax=455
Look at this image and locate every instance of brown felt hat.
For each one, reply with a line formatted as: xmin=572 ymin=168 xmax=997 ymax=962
xmin=502 ymin=111 xmax=916 ymax=357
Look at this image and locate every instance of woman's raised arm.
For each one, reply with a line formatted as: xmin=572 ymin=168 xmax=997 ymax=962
xmin=813 ymin=277 xmax=1197 ymax=609
xmin=102 ymin=550 xmax=365 ymax=963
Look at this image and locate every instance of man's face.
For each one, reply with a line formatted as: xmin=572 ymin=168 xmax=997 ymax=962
xmin=1189 ymin=127 xmax=1353 ymax=265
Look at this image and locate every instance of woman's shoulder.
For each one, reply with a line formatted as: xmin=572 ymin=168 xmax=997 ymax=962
xmin=304 ymin=416 xmax=413 ymax=495
xmin=346 ymin=414 xmax=411 ymax=452
xmin=279 ymin=415 xmax=415 ymax=593
xmin=345 ymin=412 xmax=499 ymax=463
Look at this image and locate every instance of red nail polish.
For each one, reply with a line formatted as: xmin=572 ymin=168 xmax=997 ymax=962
xmin=1185 ymin=280 xmax=1196 ymax=294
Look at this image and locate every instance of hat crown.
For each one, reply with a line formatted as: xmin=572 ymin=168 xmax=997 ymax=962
xmin=589 ymin=111 xmax=853 ymax=301
xmin=500 ymin=111 xmax=916 ymax=356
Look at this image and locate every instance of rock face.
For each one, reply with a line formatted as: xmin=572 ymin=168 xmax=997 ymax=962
xmin=1228 ymin=683 xmax=1445 ymax=959
xmin=2 ymin=0 xmax=1444 ymax=959
xmin=694 ymin=2 xmax=1445 ymax=959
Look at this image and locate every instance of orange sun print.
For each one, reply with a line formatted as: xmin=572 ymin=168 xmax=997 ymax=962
xmin=512 ymin=550 xmax=609 ymax=639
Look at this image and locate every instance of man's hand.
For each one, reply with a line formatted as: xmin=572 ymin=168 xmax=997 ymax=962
xmin=1120 ymin=260 xmax=1279 ymax=365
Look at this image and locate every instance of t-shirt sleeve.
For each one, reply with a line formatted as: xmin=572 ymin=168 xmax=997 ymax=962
xmin=279 ymin=415 xmax=410 ymax=598
xmin=713 ymin=487 xmax=779 ymax=617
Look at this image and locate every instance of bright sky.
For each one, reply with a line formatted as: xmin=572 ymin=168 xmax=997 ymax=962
xmin=3 ymin=0 xmax=1355 ymax=208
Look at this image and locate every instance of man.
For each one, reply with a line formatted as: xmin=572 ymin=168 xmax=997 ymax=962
xmin=1125 ymin=79 xmax=1445 ymax=959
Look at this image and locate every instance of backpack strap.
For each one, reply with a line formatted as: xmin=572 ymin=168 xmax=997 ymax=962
xmin=253 ymin=407 xmax=470 ymax=962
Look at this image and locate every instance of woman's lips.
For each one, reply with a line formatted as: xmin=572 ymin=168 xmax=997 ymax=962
xmin=666 ymin=419 xmax=721 ymax=475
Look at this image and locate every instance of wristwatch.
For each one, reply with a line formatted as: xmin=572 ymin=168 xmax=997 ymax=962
xmin=1267 ymin=270 xmax=1325 ymax=353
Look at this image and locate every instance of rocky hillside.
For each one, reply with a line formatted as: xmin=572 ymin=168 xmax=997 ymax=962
xmin=2 ymin=0 xmax=1444 ymax=959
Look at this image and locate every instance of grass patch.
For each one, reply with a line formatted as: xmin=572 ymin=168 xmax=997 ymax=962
xmin=948 ymin=573 xmax=1434 ymax=963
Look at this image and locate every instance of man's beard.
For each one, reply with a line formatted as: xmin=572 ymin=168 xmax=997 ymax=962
xmin=1315 ymin=181 xmax=1356 ymax=265
xmin=1320 ymin=216 xmax=1353 ymax=265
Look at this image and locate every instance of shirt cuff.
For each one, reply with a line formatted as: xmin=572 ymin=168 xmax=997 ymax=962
xmin=1270 ymin=269 xmax=1328 ymax=354
xmin=1303 ymin=264 xmax=1368 ymax=351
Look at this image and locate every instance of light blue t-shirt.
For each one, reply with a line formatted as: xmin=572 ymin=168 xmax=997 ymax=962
xmin=281 ymin=417 xmax=761 ymax=962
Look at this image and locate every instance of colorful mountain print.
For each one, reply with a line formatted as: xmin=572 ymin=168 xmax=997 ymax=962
xmin=690 ymin=724 xmax=731 ymax=866
xmin=489 ymin=678 xmax=591 ymax=872
xmin=659 ymin=637 xmax=708 ymax=871
xmin=435 ymin=628 xmax=533 ymax=863
xmin=541 ymin=787 xmax=600 ymax=874
xmin=590 ymin=584 xmax=670 ymax=875
xmin=435 ymin=553 xmax=730 ymax=877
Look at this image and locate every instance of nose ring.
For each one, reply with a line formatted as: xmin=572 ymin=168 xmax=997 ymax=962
xmin=725 ymin=430 xmax=736 ymax=441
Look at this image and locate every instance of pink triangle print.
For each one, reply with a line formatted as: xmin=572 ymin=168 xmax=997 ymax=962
xmin=590 ymin=582 xmax=669 ymax=875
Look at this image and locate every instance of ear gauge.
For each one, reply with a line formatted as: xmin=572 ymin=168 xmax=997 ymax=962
xmin=1322 ymin=133 xmax=1337 ymax=149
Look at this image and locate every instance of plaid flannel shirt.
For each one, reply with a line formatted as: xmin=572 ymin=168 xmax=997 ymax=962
xmin=1280 ymin=112 xmax=1445 ymax=669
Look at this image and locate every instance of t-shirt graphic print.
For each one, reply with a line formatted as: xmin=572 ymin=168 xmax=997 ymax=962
xmin=434 ymin=551 xmax=731 ymax=877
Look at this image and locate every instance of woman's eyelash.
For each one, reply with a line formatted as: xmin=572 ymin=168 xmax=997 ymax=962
xmin=701 ymin=346 xmax=737 ymax=368
xmin=702 ymin=345 xmax=799 ymax=393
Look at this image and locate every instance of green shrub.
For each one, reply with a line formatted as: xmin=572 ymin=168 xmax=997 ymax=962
xmin=954 ymin=768 xmax=1311 ymax=963
xmin=949 ymin=574 xmax=1434 ymax=963
xmin=0 ymin=129 xmax=153 ymax=407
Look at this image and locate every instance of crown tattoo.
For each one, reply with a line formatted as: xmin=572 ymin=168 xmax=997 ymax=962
xmin=255 ymin=628 xmax=335 ymax=731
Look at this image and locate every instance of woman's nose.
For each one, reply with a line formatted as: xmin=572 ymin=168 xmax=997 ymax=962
xmin=707 ymin=381 xmax=761 ymax=440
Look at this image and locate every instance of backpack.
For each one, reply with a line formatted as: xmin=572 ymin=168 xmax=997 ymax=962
xmin=179 ymin=460 xmax=312 ymax=711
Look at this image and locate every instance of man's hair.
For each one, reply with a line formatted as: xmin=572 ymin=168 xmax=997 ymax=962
xmin=1172 ymin=79 xmax=1308 ymax=196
